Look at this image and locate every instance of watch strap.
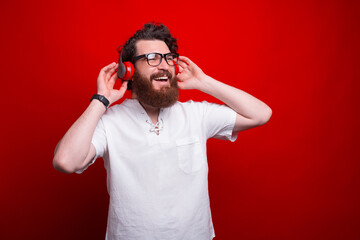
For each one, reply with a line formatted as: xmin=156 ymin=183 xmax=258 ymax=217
xmin=91 ymin=94 xmax=110 ymax=109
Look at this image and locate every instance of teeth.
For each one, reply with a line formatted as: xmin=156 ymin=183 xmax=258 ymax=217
xmin=154 ymin=76 xmax=168 ymax=81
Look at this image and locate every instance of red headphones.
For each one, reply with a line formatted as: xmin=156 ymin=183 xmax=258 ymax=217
xmin=117 ymin=47 xmax=135 ymax=80
xmin=117 ymin=46 xmax=179 ymax=80
xmin=174 ymin=61 xmax=179 ymax=75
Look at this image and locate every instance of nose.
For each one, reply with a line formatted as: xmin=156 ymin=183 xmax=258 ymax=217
xmin=157 ymin=57 xmax=170 ymax=71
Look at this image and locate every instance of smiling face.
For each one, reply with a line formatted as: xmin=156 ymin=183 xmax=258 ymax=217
xmin=132 ymin=40 xmax=179 ymax=108
xmin=134 ymin=40 xmax=177 ymax=89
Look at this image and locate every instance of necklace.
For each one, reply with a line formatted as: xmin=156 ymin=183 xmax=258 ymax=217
xmin=146 ymin=119 xmax=164 ymax=135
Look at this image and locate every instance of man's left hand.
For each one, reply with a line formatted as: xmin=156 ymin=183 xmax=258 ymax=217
xmin=176 ymin=56 xmax=208 ymax=90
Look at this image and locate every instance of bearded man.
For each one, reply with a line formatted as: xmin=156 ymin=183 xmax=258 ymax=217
xmin=53 ymin=23 xmax=272 ymax=240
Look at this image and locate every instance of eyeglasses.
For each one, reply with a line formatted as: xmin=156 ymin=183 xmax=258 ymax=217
xmin=133 ymin=52 xmax=179 ymax=67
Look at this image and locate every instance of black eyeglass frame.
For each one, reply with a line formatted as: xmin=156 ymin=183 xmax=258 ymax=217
xmin=132 ymin=52 xmax=179 ymax=66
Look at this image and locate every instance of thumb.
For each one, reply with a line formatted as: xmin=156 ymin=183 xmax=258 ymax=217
xmin=118 ymin=80 xmax=128 ymax=94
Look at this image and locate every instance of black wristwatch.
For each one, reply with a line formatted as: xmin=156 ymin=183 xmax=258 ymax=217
xmin=91 ymin=94 xmax=110 ymax=109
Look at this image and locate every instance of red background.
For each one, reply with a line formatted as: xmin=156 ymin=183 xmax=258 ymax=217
xmin=1 ymin=0 xmax=359 ymax=239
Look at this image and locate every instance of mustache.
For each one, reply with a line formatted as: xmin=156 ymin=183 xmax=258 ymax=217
xmin=150 ymin=70 xmax=172 ymax=81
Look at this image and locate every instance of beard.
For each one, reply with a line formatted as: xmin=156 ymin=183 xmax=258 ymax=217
xmin=132 ymin=70 xmax=179 ymax=108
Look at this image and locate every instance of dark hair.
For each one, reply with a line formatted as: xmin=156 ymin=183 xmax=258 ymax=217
xmin=121 ymin=22 xmax=178 ymax=63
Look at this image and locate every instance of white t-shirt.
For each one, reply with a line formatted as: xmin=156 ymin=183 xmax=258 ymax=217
xmin=79 ymin=99 xmax=237 ymax=240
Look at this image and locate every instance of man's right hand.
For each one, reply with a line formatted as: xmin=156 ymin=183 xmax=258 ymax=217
xmin=97 ymin=62 xmax=128 ymax=105
xmin=53 ymin=63 xmax=129 ymax=174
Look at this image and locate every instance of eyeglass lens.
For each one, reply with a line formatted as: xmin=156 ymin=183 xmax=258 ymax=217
xmin=147 ymin=53 xmax=178 ymax=66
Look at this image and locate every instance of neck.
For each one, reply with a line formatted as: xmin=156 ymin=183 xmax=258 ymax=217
xmin=132 ymin=93 xmax=160 ymax=124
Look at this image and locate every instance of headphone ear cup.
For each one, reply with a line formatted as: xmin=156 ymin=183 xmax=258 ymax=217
xmin=123 ymin=62 xmax=134 ymax=80
xmin=117 ymin=61 xmax=126 ymax=79
xmin=118 ymin=61 xmax=134 ymax=80
xmin=173 ymin=60 xmax=179 ymax=75
xmin=117 ymin=46 xmax=134 ymax=81
xmin=175 ymin=64 xmax=179 ymax=75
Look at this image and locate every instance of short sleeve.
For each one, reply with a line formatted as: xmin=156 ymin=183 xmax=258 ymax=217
xmin=91 ymin=118 xmax=107 ymax=158
xmin=202 ymin=101 xmax=238 ymax=141
xmin=75 ymin=118 xmax=107 ymax=174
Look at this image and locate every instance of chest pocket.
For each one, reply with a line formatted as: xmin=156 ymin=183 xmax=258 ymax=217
xmin=176 ymin=136 xmax=205 ymax=174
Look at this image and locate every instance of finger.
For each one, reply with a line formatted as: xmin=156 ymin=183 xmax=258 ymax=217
xmin=105 ymin=63 xmax=118 ymax=76
xmin=101 ymin=62 xmax=117 ymax=74
xmin=179 ymin=56 xmax=201 ymax=70
xmin=178 ymin=65 xmax=184 ymax=73
xmin=178 ymin=56 xmax=192 ymax=65
xmin=106 ymin=63 xmax=119 ymax=81
xmin=118 ymin=80 xmax=128 ymax=95
xmin=99 ymin=62 xmax=116 ymax=81
xmin=177 ymin=60 xmax=188 ymax=69
xmin=177 ymin=81 xmax=186 ymax=89
xmin=108 ymin=69 xmax=119 ymax=86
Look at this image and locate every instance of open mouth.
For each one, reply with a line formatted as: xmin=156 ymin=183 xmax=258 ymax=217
xmin=151 ymin=71 xmax=172 ymax=82
xmin=153 ymin=76 xmax=169 ymax=82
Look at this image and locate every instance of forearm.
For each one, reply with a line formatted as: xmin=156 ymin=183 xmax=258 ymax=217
xmin=199 ymin=75 xmax=272 ymax=124
xmin=177 ymin=56 xmax=271 ymax=131
xmin=53 ymin=100 xmax=106 ymax=173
